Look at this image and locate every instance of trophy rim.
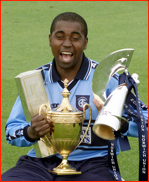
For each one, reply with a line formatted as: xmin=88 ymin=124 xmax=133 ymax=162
xmin=47 ymin=111 xmax=84 ymax=115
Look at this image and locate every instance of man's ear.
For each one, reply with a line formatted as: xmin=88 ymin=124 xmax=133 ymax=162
xmin=84 ymin=37 xmax=88 ymax=50
xmin=49 ymin=34 xmax=52 ymax=47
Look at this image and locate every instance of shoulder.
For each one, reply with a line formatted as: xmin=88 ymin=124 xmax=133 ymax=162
xmin=85 ymin=58 xmax=99 ymax=79
xmin=35 ymin=62 xmax=52 ymax=71
xmin=87 ymin=58 xmax=99 ymax=70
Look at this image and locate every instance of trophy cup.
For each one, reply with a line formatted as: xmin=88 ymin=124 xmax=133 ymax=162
xmin=39 ymin=79 xmax=92 ymax=175
xmin=92 ymin=48 xmax=135 ymax=140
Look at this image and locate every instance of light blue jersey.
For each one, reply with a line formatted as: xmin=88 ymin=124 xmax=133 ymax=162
xmin=5 ymin=54 xmax=148 ymax=161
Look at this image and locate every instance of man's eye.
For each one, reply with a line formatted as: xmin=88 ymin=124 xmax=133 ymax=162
xmin=56 ymin=35 xmax=64 ymax=39
xmin=72 ymin=37 xmax=79 ymax=41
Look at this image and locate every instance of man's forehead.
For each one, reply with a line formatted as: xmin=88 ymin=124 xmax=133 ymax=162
xmin=53 ymin=20 xmax=83 ymax=33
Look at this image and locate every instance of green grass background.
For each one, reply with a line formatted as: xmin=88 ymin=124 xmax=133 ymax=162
xmin=1 ymin=1 xmax=148 ymax=181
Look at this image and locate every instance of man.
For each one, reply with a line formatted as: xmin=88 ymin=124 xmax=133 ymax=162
xmin=2 ymin=12 xmax=148 ymax=181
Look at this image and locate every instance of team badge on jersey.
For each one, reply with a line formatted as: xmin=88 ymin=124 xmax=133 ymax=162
xmin=76 ymin=95 xmax=90 ymax=111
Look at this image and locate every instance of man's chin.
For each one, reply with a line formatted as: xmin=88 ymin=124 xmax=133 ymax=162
xmin=59 ymin=61 xmax=76 ymax=70
xmin=60 ymin=64 xmax=73 ymax=70
xmin=59 ymin=58 xmax=74 ymax=67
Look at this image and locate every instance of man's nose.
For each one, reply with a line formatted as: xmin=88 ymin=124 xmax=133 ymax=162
xmin=63 ymin=38 xmax=72 ymax=47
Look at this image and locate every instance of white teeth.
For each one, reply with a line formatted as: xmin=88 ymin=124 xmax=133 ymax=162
xmin=61 ymin=52 xmax=72 ymax=55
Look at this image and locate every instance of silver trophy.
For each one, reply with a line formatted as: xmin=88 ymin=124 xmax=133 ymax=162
xmin=92 ymin=48 xmax=140 ymax=140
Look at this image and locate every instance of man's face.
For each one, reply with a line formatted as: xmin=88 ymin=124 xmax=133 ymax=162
xmin=49 ymin=21 xmax=88 ymax=70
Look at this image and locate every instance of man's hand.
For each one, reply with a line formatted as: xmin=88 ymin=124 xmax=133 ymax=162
xmin=93 ymin=98 xmax=103 ymax=113
xmin=27 ymin=114 xmax=54 ymax=140
xmin=118 ymin=118 xmax=127 ymax=132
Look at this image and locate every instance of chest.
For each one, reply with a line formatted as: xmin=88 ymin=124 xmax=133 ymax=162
xmin=45 ymin=80 xmax=98 ymax=121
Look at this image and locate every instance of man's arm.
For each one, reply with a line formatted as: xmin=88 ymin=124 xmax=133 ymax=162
xmin=6 ymin=95 xmax=54 ymax=147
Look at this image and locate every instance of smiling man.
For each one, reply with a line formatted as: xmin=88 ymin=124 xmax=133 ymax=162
xmin=49 ymin=19 xmax=88 ymax=82
xmin=2 ymin=12 xmax=148 ymax=181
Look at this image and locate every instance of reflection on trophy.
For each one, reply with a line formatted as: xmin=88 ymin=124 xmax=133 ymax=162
xmin=39 ymin=79 xmax=92 ymax=175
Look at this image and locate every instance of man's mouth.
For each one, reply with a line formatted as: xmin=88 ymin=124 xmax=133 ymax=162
xmin=60 ymin=52 xmax=74 ymax=62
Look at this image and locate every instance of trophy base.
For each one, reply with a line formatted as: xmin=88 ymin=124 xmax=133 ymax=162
xmin=48 ymin=170 xmax=81 ymax=175
xmin=49 ymin=159 xmax=81 ymax=175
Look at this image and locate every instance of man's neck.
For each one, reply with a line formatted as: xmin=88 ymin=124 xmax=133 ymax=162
xmin=56 ymin=65 xmax=81 ymax=83
xmin=55 ymin=58 xmax=83 ymax=83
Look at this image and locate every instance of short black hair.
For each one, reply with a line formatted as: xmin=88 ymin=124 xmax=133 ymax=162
xmin=50 ymin=12 xmax=88 ymax=38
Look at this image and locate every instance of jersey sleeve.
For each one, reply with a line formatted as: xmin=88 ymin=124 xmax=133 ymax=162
xmin=105 ymin=73 xmax=148 ymax=137
xmin=5 ymin=95 xmax=37 ymax=147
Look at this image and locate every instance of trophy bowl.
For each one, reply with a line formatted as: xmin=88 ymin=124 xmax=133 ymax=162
xmin=39 ymin=79 xmax=92 ymax=175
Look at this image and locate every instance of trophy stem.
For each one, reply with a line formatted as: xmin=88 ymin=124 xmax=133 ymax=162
xmin=49 ymin=155 xmax=81 ymax=175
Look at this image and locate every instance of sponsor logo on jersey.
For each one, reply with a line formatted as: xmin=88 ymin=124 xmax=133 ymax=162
xmin=76 ymin=95 xmax=90 ymax=111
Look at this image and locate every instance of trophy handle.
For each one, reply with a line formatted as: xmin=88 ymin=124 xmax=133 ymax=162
xmin=39 ymin=104 xmax=49 ymax=119
xmin=39 ymin=104 xmax=56 ymax=151
xmin=75 ymin=103 xmax=92 ymax=148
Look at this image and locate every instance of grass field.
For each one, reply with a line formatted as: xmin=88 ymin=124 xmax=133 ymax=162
xmin=1 ymin=1 xmax=148 ymax=181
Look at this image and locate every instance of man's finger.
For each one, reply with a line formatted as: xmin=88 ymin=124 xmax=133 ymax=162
xmin=93 ymin=98 xmax=102 ymax=113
